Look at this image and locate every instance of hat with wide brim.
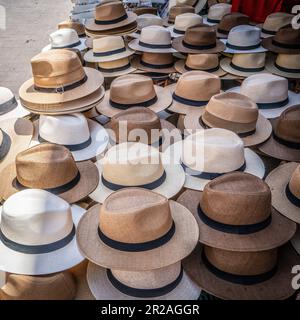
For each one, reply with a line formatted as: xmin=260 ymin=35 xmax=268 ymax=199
xmin=0 ymin=159 xmax=99 ymax=204
xmin=221 ymin=39 xmax=268 ymax=54
xmin=84 ymin=47 xmax=135 ymax=63
xmin=0 ymin=99 xmax=30 ymax=121
xmin=42 ymin=38 xmax=87 ymax=53
xmin=177 ymin=189 xmax=296 ymax=251
xmin=0 ymin=205 xmax=85 ymax=275
xmin=96 ymin=85 xmax=173 ymax=118
xmin=175 ymin=59 xmax=227 ymax=76
xmin=291 ymin=226 xmax=300 ymax=256
xmin=0 ymin=118 xmax=34 ymax=174
xmin=30 ymin=119 xmax=109 ymax=162
xmin=128 ymin=38 xmax=177 ymax=53
xmin=265 ymin=55 xmax=300 ymax=79
xmin=265 ymin=162 xmax=300 ymax=224
xmin=172 ymin=36 xmax=225 ymax=54
xmin=131 ymin=56 xmax=177 ymax=74
xmin=183 ymin=109 xmax=273 ymax=147
xmin=183 ymin=243 xmax=300 ymax=300
xmin=86 ymin=262 xmax=201 ymax=300
xmin=220 ymin=57 xmax=269 ymax=77
xmin=262 ymin=36 xmax=300 ymax=54
xmin=76 ymin=201 xmax=199 ymax=271
xmin=227 ymin=86 xmax=300 ymax=119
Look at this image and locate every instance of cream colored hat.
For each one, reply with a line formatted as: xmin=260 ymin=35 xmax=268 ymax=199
xmin=42 ymin=29 xmax=87 ymax=52
xmin=261 ymin=12 xmax=294 ymax=38
xmin=89 ymin=142 xmax=185 ymax=203
xmin=203 ymin=3 xmax=232 ymax=25
xmin=167 ymin=13 xmax=203 ymax=38
xmin=228 ymin=73 xmax=300 ymax=118
xmin=0 ymin=189 xmax=85 ymax=275
xmin=84 ymin=36 xmax=134 ymax=63
xmin=165 ymin=128 xmax=265 ymax=191
xmin=98 ymin=57 xmax=136 ymax=77
xmin=266 ymin=53 xmax=300 ymax=79
xmin=129 ymin=14 xmax=164 ymax=38
xmin=30 ymin=113 xmax=109 ymax=162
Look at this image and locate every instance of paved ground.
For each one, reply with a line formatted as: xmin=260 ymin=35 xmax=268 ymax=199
xmin=0 ymin=0 xmax=72 ymax=96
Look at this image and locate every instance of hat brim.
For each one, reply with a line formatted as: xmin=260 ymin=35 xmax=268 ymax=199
xmin=266 ymin=162 xmax=300 ymax=223
xmin=76 ymin=201 xmax=199 ymax=271
xmin=172 ymin=36 xmax=225 ymax=54
xmin=183 ymin=243 xmax=300 ymax=300
xmin=84 ymin=47 xmax=135 ymax=63
xmin=262 ymin=36 xmax=300 ymax=54
xmin=0 ymin=100 xmax=30 ymax=121
xmin=85 ymin=24 xmax=138 ymax=38
xmin=86 ymin=262 xmax=201 ymax=300
xmin=177 ymin=189 xmax=296 ymax=251
xmin=131 ymin=56 xmax=177 ymax=74
xmin=42 ymin=38 xmax=87 ymax=53
xmin=291 ymin=226 xmax=300 ymax=256
xmin=96 ymin=85 xmax=173 ymax=118
xmin=175 ymin=59 xmax=227 ymax=77
xmin=265 ymin=55 xmax=300 ymax=79
xmin=227 ymin=86 xmax=300 ymax=119
xmin=0 ymin=159 xmax=99 ymax=204
xmin=0 ymin=205 xmax=86 ymax=275
xmin=221 ymin=39 xmax=268 ymax=54
xmin=129 ymin=38 xmax=177 ymax=53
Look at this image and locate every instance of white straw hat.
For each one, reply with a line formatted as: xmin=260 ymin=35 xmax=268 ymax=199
xmin=167 ymin=13 xmax=203 ymax=38
xmin=203 ymin=3 xmax=232 ymax=25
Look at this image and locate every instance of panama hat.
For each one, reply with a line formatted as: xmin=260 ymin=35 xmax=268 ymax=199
xmin=177 ymin=172 xmax=296 ymax=252
xmin=85 ymin=2 xmax=137 ymax=32
xmin=58 ymin=20 xmax=86 ymax=37
xmin=266 ymin=162 xmax=300 ymax=224
xmin=85 ymin=22 xmax=138 ymax=38
xmin=129 ymin=26 xmax=176 ymax=53
xmin=165 ymin=128 xmax=265 ymax=191
xmin=96 ymin=74 xmax=173 ymax=118
xmin=175 ymin=0 xmax=207 ymax=14
xmin=183 ymin=243 xmax=300 ymax=300
xmin=97 ymin=57 xmax=136 ymax=77
xmin=129 ymin=14 xmax=164 ymax=38
xmin=259 ymin=106 xmax=300 ymax=162
xmin=0 ymin=118 xmax=33 ymax=174
xmin=216 ymin=13 xmax=250 ymax=39
xmin=266 ymin=53 xmax=300 ymax=79
xmin=262 ymin=27 xmax=300 ymax=54
xmin=175 ymin=54 xmax=227 ymax=76
xmin=0 ymin=272 xmax=77 ymax=300
xmin=133 ymin=6 xmax=157 ymax=16
xmin=203 ymin=3 xmax=232 ymax=25
xmin=87 ymin=261 xmax=201 ymax=300
xmin=0 ymin=87 xmax=30 ymax=120
xmin=42 ymin=29 xmax=87 ymax=52
xmin=228 ymin=74 xmax=300 ymax=119
xmin=167 ymin=13 xmax=203 ymax=38
xmin=292 ymin=226 xmax=300 ymax=256
xmin=168 ymin=71 xmax=221 ymax=114
xmin=77 ymin=188 xmax=199 ymax=270
xmin=0 ymin=189 xmax=86 ymax=275
xmin=89 ymin=142 xmax=185 ymax=203
xmin=0 ymin=143 xmax=99 ymax=203
xmin=164 ymin=5 xmax=195 ymax=26
xmin=84 ymin=36 xmax=134 ymax=63
xmin=19 ymin=50 xmax=105 ymax=113
xmin=30 ymin=113 xmax=109 ymax=162
xmin=260 ymin=13 xmax=294 ymax=38
xmin=184 ymin=92 xmax=272 ymax=147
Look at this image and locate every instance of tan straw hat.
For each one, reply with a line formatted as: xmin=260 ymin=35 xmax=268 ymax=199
xmin=260 ymin=13 xmax=294 ymax=38
xmin=76 ymin=188 xmax=199 ymax=270
xmin=98 ymin=57 xmax=136 ymax=77
xmin=266 ymin=53 xmax=300 ymax=79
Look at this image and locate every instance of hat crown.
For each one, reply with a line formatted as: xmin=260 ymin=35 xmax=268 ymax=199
xmin=186 ymin=53 xmax=219 ymax=70
xmin=289 ymin=165 xmax=300 ymax=200
xmin=232 ymin=52 xmax=266 ymax=68
xmin=99 ymin=188 xmax=173 ymax=243
xmin=263 ymin=12 xmax=293 ymax=32
xmin=102 ymin=142 xmax=164 ymax=186
xmin=174 ymin=13 xmax=203 ymax=31
xmin=175 ymin=71 xmax=221 ymax=101
xmin=274 ymin=27 xmax=300 ymax=45
xmin=169 ymin=5 xmax=194 ymax=21
xmin=137 ymin=14 xmax=163 ymax=29
xmin=58 ymin=20 xmax=85 ymax=36
xmin=184 ymin=25 xmax=217 ymax=46
xmin=140 ymin=26 xmax=172 ymax=46
xmin=31 ymin=50 xmax=85 ymax=89
xmin=98 ymin=57 xmax=129 ymax=69
xmin=201 ymin=172 xmax=271 ymax=226
xmin=95 ymin=2 xmax=127 ymax=21
xmin=93 ymin=36 xmax=125 ymax=53
xmin=276 ymin=53 xmax=300 ymax=70
xmin=182 ymin=128 xmax=245 ymax=173
xmin=228 ymin=25 xmax=261 ymax=47
xmin=1 ymin=189 xmax=74 ymax=246
xmin=208 ymin=3 xmax=232 ymax=20
xmin=110 ymin=74 xmax=156 ymax=104
xmin=39 ymin=113 xmax=91 ymax=146
xmin=0 ymin=87 xmax=14 ymax=105
xmin=141 ymin=52 xmax=174 ymax=65
xmin=218 ymin=13 xmax=250 ymax=32
xmin=16 ymin=144 xmax=79 ymax=190
xmin=49 ymin=29 xmax=80 ymax=48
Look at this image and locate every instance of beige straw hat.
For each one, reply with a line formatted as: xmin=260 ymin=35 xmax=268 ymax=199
xmin=260 ymin=13 xmax=294 ymax=38
xmin=266 ymin=53 xmax=300 ymax=79
xmin=76 ymin=188 xmax=199 ymax=270
xmin=98 ymin=57 xmax=136 ymax=77
xmin=167 ymin=13 xmax=203 ymax=38
xmin=129 ymin=14 xmax=164 ymax=38
xmin=203 ymin=3 xmax=232 ymax=25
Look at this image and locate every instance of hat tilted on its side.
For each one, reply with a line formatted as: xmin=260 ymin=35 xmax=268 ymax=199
xmin=98 ymin=57 xmax=136 ymax=77
xmin=216 ymin=12 xmax=250 ymax=38
xmin=0 ymin=189 xmax=86 ymax=275
xmin=0 ymin=143 xmax=99 ymax=203
xmin=203 ymin=3 xmax=232 ymax=25
xmin=58 ymin=20 xmax=86 ymax=37
xmin=77 ymin=188 xmax=199 ymax=270
xmin=167 ymin=13 xmax=203 ymax=38
xmin=260 ymin=12 xmax=294 ymax=38
xmin=266 ymin=53 xmax=300 ymax=79
xmin=165 ymin=5 xmax=195 ymax=25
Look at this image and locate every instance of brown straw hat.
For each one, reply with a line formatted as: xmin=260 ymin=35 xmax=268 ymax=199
xmin=216 ymin=13 xmax=250 ymax=39
xmin=168 ymin=71 xmax=221 ymax=114
xmin=85 ymin=2 xmax=137 ymax=32
xmin=183 ymin=243 xmax=300 ymax=300
xmin=165 ymin=5 xmax=195 ymax=25
xmin=262 ymin=27 xmax=300 ymax=54
xmin=0 ymin=272 xmax=77 ymax=300
xmin=76 ymin=188 xmax=199 ymax=270
xmin=0 ymin=143 xmax=99 ymax=203
xmin=58 ymin=20 xmax=86 ymax=37
xmin=184 ymin=92 xmax=272 ymax=147
xmin=259 ymin=105 xmax=300 ymax=161
xmin=266 ymin=162 xmax=300 ymax=224
xmin=177 ymin=172 xmax=296 ymax=252
xmin=96 ymin=74 xmax=173 ymax=118
xmin=133 ymin=6 xmax=157 ymax=16
xmin=172 ymin=25 xmax=226 ymax=54
xmin=266 ymin=53 xmax=300 ymax=79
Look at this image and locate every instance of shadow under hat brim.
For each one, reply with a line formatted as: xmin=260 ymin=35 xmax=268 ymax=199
xmin=172 ymin=37 xmax=226 ymax=54
xmin=265 ymin=55 xmax=300 ymax=79
xmin=86 ymin=261 xmax=201 ymax=300
xmin=177 ymin=189 xmax=296 ymax=251
xmin=0 ymin=159 xmax=99 ymax=204
xmin=183 ymin=109 xmax=272 ymax=147
xmin=84 ymin=47 xmax=135 ymax=63
xmin=266 ymin=162 xmax=300 ymax=224
xmin=96 ymin=85 xmax=173 ymax=118
xmin=221 ymin=39 xmax=268 ymax=54
xmin=175 ymin=59 xmax=227 ymax=77
xmin=262 ymin=36 xmax=300 ymax=54
xmin=0 ymin=205 xmax=86 ymax=275
xmin=0 ymin=100 xmax=30 ymax=121
xmin=183 ymin=243 xmax=299 ymax=300
xmin=131 ymin=56 xmax=177 ymax=74
xmin=42 ymin=38 xmax=87 ymax=53
xmin=19 ymin=67 xmax=104 ymax=105
xmin=76 ymin=201 xmax=199 ymax=271
xmin=129 ymin=38 xmax=177 ymax=53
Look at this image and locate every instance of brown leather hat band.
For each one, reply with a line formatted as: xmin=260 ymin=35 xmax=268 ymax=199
xmin=95 ymin=13 xmax=128 ymax=25
xmin=0 ymin=96 xmax=18 ymax=115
